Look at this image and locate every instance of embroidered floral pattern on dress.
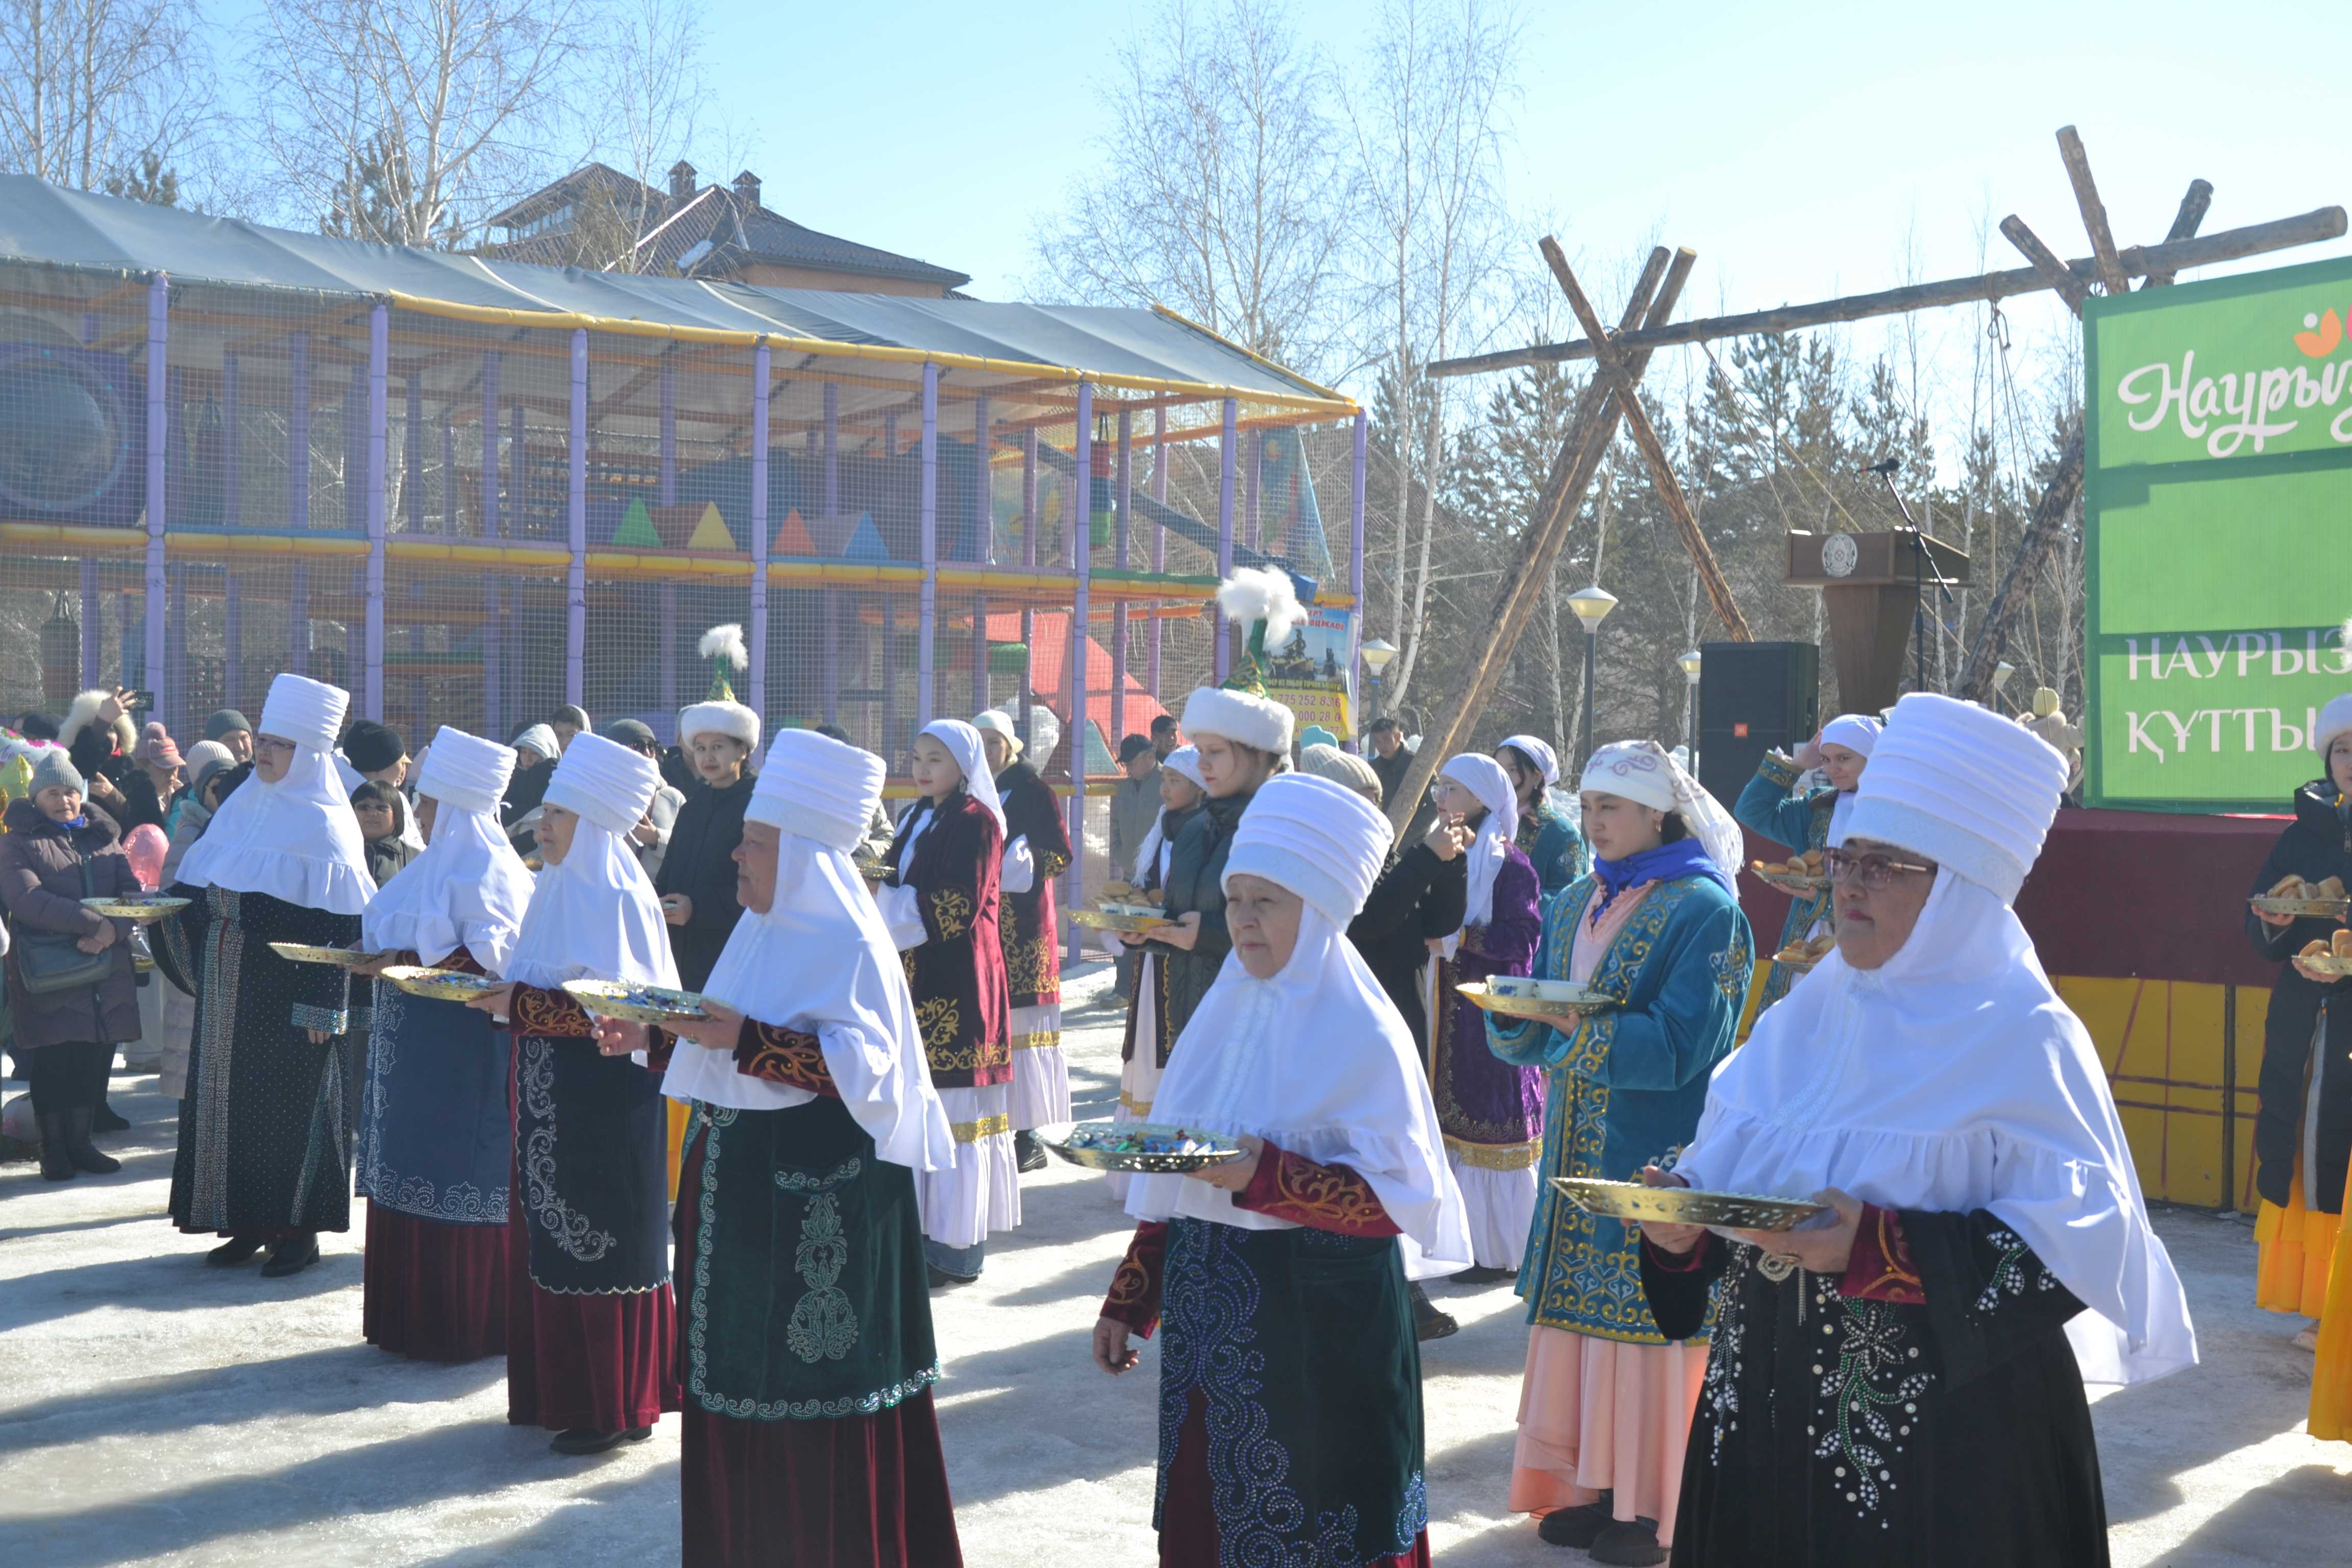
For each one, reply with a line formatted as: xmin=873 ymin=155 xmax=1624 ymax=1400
xmin=517 ymin=1035 xmax=617 ymax=1264
xmin=512 ymin=984 xmax=596 ymax=1038
xmin=1702 ymin=1244 xmax=1754 ymax=1466
xmin=786 ymin=1185 xmax=859 ymax=1363
xmin=1238 ymin=1147 xmax=1400 ymax=1236
xmin=928 ymin=887 xmax=974 ymax=939
xmin=737 ymin=1020 xmax=832 ymax=1092
xmin=1810 ymin=1276 xmax=1933 ymax=1522
xmin=1973 ymin=1225 xmax=2059 ymax=1315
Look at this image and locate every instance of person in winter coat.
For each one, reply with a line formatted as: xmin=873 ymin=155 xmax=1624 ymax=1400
xmin=114 ymin=721 xmax=183 ymax=835
xmin=2248 ymin=689 xmax=2352 ymax=1350
xmin=654 ymin=697 xmax=758 ymax=990
xmin=353 ymin=780 xmax=419 ymax=887
xmin=0 ymin=749 xmax=142 ymax=1181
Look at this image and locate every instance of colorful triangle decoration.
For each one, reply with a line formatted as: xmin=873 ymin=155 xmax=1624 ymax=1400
xmin=610 ymin=496 xmax=662 ymax=547
xmin=772 ymin=506 xmax=816 ymax=557
xmin=685 ymin=501 xmax=735 ymax=552
xmin=841 ymin=513 xmax=891 ymax=562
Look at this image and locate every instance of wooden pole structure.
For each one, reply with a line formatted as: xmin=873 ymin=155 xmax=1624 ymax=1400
xmin=2056 ymin=127 xmax=2130 ymax=300
xmin=1428 ymin=206 xmax=2346 ymax=379
xmin=2142 ymin=179 xmax=2214 ymax=287
xmin=1383 ymin=243 xmax=1693 ymax=836
xmin=1541 ymin=239 xmax=1752 ymax=642
xmin=1998 ymin=216 xmax=2092 ymax=313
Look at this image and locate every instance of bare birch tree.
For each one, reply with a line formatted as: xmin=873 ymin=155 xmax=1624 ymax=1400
xmin=246 ymin=0 xmax=587 ymax=247
xmin=1027 ymin=0 xmax=1348 ymax=370
xmin=1342 ymin=0 xmax=1520 ymax=709
xmin=0 ymin=0 xmax=215 ymax=193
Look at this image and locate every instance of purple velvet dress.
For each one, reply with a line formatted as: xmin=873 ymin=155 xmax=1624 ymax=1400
xmin=1429 ymin=844 xmax=1545 ymax=1267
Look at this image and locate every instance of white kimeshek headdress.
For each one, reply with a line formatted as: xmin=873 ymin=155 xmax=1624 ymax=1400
xmin=1672 ymin=693 xmax=2197 ymax=1385
xmin=175 ymin=673 xmax=374 ymax=916
xmin=1438 ymin=752 xmax=1517 ymax=930
xmin=360 ymin=727 xmax=534 ymax=973
xmin=1577 ymin=738 xmax=1743 ymax=880
xmin=666 ymin=731 xmax=954 ymax=1171
xmin=1127 ymin=772 xmax=1472 ymax=1279
xmin=501 ymin=731 xmax=677 ymax=990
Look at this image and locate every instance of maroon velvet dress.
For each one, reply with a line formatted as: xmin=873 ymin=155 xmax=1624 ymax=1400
xmin=674 ymin=1019 xmax=962 ymax=1568
xmin=504 ymin=983 xmax=681 ymax=1433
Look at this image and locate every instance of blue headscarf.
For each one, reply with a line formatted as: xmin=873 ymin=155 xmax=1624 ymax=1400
xmin=1589 ymin=837 xmax=1733 ymax=919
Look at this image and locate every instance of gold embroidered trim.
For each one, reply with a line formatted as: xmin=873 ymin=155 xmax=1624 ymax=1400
xmin=1446 ymin=1135 xmax=1542 ymax=1171
xmin=1012 ymin=1030 xmax=1063 ymax=1051
xmin=950 ymin=1113 xmax=1011 ymax=1144
xmin=1119 ymin=1093 xmax=1153 ymax=1115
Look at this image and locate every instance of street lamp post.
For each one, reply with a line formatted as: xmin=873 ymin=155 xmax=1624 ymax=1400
xmin=1992 ymin=660 xmax=2018 ymax=714
xmin=1359 ymin=636 xmax=1398 ymax=744
xmin=1677 ymin=647 xmax=1703 ymax=763
xmin=1564 ymin=584 xmax=1618 ymax=771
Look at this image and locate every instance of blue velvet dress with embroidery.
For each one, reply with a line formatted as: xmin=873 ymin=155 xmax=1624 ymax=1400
xmin=354 ymin=952 xmax=511 ymax=1227
xmin=1517 ymin=801 xmax=1589 ymax=902
xmin=1732 ymin=754 xmax=1836 ymax=1013
xmin=1486 ymin=872 xmax=1751 ymax=1341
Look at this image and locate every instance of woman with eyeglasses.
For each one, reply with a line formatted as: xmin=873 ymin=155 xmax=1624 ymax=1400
xmin=1483 ymin=741 xmax=1750 ymax=1565
xmin=1733 ymin=714 xmax=1880 ymax=1017
xmin=1634 ymin=694 xmax=2193 ymax=1567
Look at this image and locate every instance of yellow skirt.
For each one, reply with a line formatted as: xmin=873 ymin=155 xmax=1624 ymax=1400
xmin=2311 ymin=1161 xmax=2352 ymax=1442
xmin=2254 ymin=1164 xmax=2336 ymax=1318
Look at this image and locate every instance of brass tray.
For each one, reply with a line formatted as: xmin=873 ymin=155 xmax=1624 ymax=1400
xmin=2250 ymin=895 xmax=2351 ymax=920
xmin=1456 ymin=979 xmax=1614 ymax=1022
xmin=1748 ymin=865 xmax=1828 ymax=894
xmin=82 ymin=895 xmax=189 ymax=923
xmin=380 ymin=965 xmax=504 ymax=1003
xmin=1552 ymin=1176 xmax=1829 ymax=1233
xmin=562 ymin=978 xmax=711 ymax=1025
xmin=267 ymin=942 xmax=384 ymax=969
xmin=2297 ymin=952 xmax=2352 ymax=978
xmin=1042 ymin=1119 xmax=1245 ymax=1173
xmin=1071 ymin=906 xmax=1171 ymax=934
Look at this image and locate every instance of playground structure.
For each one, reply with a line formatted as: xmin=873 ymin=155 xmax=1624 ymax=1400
xmin=0 ymin=175 xmax=1368 ymax=802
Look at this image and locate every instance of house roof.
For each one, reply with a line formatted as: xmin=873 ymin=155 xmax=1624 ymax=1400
xmin=484 ymin=162 xmax=664 ymax=231
xmin=638 ymin=185 xmax=968 ymax=289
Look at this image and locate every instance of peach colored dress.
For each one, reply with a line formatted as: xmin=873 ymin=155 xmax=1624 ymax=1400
xmin=1507 ymin=880 xmax=1710 ymax=1542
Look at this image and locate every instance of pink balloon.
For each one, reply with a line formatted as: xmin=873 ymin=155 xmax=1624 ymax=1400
xmin=123 ymin=823 xmax=168 ymax=890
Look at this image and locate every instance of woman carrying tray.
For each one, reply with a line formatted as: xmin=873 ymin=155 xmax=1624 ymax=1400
xmin=464 ymin=731 xmax=682 ymax=1455
xmin=1637 ymin=694 xmax=2195 ymax=1566
xmin=1108 ymin=744 xmax=1206 ymax=1200
xmin=155 ymin=674 xmax=376 ymax=1279
xmin=972 ymin=708 xmax=1076 ymax=1173
xmin=1731 ymin=714 xmax=1879 ymax=1016
xmin=1483 ymin=740 xmax=1750 ymax=1564
xmin=1132 ymin=687 xmax=1293 ymax=1043
xmin=878 ymin=718 xmax=1013 ymax=1288
xmin=1092 ymin=772 xmax=1473 ymax=1567
xmin=598 ymin=730 xmax=962 ymax=1566
xmin=2248 ymin=688 xmax=2352 ymax=1376
xmin=1426 ymin=753 xmax=1545 ymax=1286
xmin=352 ymin=727 xmax=535 ymax=1362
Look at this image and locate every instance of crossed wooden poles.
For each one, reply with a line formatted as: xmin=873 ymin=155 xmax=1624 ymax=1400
xmin=1386 ymin=125 xmax=2345 ymax=831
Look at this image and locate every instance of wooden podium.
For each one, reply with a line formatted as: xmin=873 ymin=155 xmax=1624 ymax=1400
xmin=1784 ymin=530 xmax=1971 ymax=717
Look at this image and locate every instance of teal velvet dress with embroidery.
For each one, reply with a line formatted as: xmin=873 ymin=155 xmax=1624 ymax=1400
xmin=1732 ymin=754 xmax=1836 ymax=1013
xmin=1486 ymin=872 xmax=1751 ymax=1343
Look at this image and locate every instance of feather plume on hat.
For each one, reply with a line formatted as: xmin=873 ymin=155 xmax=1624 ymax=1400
xmin=1214 ymin=567 xmax=1305 ymax=648
xmin=698 ymin=622 xmax=748 ymax=704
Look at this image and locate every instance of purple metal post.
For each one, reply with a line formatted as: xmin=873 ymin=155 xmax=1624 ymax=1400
xmin=659 ymin=585 xmax=679 ymax=721
xmin=79 ymin=562 xmax=99 ymax=689
xmin=1350 ymin=411 xmax=1368 ymax=704
xmin=971 ymin=396 xmax=989 ymax=714
xmin=365 ymin=302 xmax=388 ymax=721
xmin=223 ymin=576 xmax=241 ymax=712
xmin=823 ymin=383 xmax=840 ymax=512
xmin=1067 ymin=384 xmax=1093 ymax=954
xmin=440 ymin=411 xmax=454 ymax=533
xmin=481 ymin=351 xmax=500 ymax=737
xmin=405 ymin=373 xmax=423 ymax=531
xmin=289 ymin=330 xmax=310 ymax=675
xmin=659 ymin=358 xmax=676 ymax=503
xmin=143 ymin=276 xmax=166 ymax=716
xmin=1214 ymin=398 xmax=1236 ymax=680
xmin=822 ymin=380 xmax=840 ymax=724
xmin=1245 ymin=427 xmax=1261 ymax=552
xmin=1149 ymin=407 xmax=1166 ymax=699
xmin=1019 ymin=430 xmax=1037 ymax=747
xmin=750 ymin=341 xmax=772 ymax=726
xmin=222 ymin=352 xmax=239 ymax=528
xmin=565 ymin=328 xmax=586 ymax=708
xmin=1112 ymin=405 xmax=1131 ymax=744
xmin=917 ymin=361 xmax=938 ymax=728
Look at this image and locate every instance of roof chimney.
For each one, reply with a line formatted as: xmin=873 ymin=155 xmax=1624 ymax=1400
xmin=668 ymin=160 xmax=697 ymax=202
xmin=732 ymin=170 xmax=762 ymax=208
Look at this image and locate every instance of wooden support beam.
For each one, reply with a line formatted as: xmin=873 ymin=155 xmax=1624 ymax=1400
xmin=2000 ymin=215 xmax=2091 ymax=317
xmin=1382 ymin=243 xmax=1693 ymax=835
xmin=2056 ymin=126 xmax=2131 ymax=298
xmin=1955 ymin=424 xmax=2084 ymax=703
xmin=2142 ymin=179 xmax=2215 ymax=287
xmin=1428 ymin=205 xmax=2346 ymax=378
xmin=1541 ymin=240 xmax=1752 ymax=641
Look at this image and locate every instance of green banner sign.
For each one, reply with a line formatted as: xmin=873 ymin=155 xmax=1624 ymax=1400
xmin=2086 ymin=255 xmax=2352 ymax=813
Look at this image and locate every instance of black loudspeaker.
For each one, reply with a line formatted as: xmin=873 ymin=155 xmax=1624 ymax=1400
xmin=1697 ymin=641 xmax=1819 ymax=810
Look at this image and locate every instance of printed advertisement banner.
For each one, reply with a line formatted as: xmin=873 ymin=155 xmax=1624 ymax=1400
xmin=2085 ymin=255 xmax=2352 ymax=812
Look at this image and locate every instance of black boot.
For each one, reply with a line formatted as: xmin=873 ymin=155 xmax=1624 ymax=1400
xmin=1409 ymin=1280 xmax=1458 ymax=1341
xmin=63 ymin=1108 xmax=121 ymax=1174
xmin=208 ymin=1234 xmax=267 ymax=1266
xmin=1014 ymin=1129 xmax=1048 ymax=1173
xmin=36 ymin=1111 xmax=76 ymax=1182
xmin=89 ymin=1097 xmax=130 ymax=1134
xmin=260 ymin=1232 xmax=321 ymax=1277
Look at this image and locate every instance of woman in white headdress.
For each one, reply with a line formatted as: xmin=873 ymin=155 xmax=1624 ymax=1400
xmin=1092 ymin=773 xmax=1472 ymax=1568
xmin=1639 ymin=694 xmax=2196 ymax=1565
xmin=1497 ymin=733 xmax=1586 ymax=896
xmin=878 ymin=717 xmax=1014 ymax=1286
xmin=463 ymin=731 xmax=682 ymax=1455
xmin=970 ymin=707 xmax=1076 ymax=1174
xmin=1424 ymin=753 xmax=1545 ymax=1286
xmin=591 ymin=730 xmax=963 ymax=1566
xmin=155 ymin=674 xmax=377 ymax=1278
xmin=352 ymin=727 xmax=535 ymax=1363
xmin=1107 ymin=744 xmax=1206 ymax=1201
xmin=1733 ymin=712 xmax=1881 ymax=1015
xmin=1482 ymin=739 xmax=1753 ymax=1562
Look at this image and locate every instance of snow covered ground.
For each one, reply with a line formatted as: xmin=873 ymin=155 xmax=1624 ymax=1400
xmin=2 ymin=960 xmax=2344 ymax=1565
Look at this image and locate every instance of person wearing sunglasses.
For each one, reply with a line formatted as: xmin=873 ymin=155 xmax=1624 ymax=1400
xmin=1636 ymin=693 xmax=2194 ymax=1566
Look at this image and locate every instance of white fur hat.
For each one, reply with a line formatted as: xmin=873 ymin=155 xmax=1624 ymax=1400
xmin=679 ymin=699 xmax=761 ymax=752
xmin=60 ymin=689 xmax=137 ymax=757
xmin=1181 ymin=687 xmax=1294 ymax=756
